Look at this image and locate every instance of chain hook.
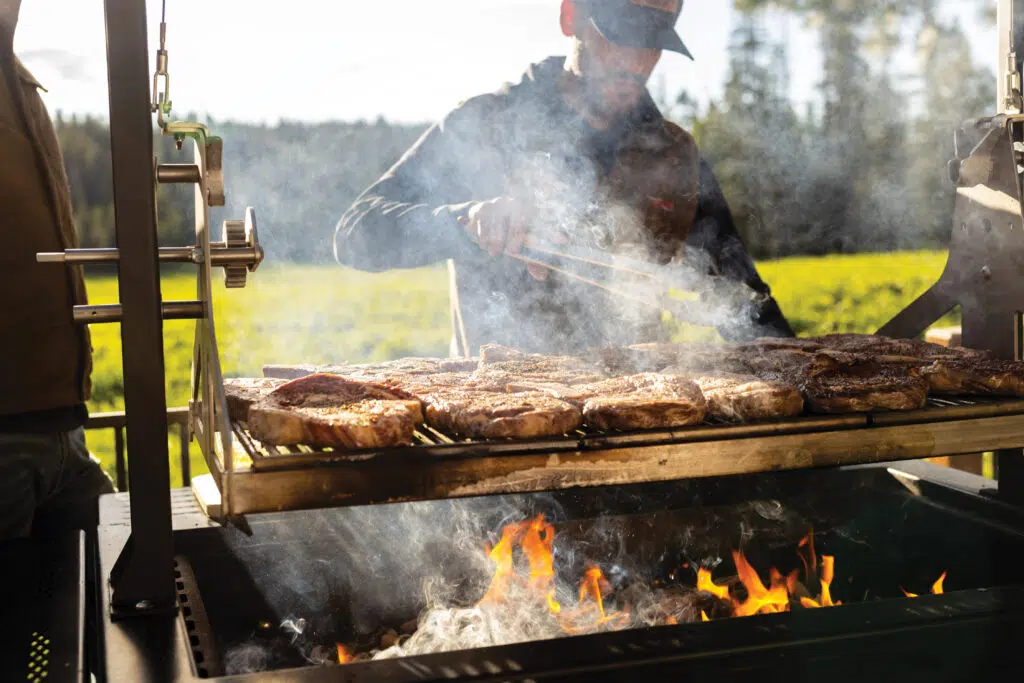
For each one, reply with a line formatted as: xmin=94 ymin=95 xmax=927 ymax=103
xmin=151 ymin=0 xmax=172 ymax=129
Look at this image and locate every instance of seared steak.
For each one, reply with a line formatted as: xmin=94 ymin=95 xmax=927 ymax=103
xmin=510 ymin=374 xmax=707 ymax=431
xmin=224 ymin=377 xmax=287 ymax=422
xmin=469 ymin=345 xmax=607 ymax=391
xmin=675 ymin=371 xmax=804 ymax=422
xmin=422 ymin=390 xmax=582 ymax=440
xmin=804 ymin=334 xmax=1022 ymax=396
xmin=577 ymin=375 xmax=707 ymax=431
xmin=263 ymin=358 xmax=479 ymax=382
xmin=737 ymin=349 xmax=928 ymax=413
xmin=811 ymin=334 xmax=991 ymax=360
xmin=921 ymin=357 xmax=1024 ymax=396
xmin=247 ymin=374 xmax=424 ymax=449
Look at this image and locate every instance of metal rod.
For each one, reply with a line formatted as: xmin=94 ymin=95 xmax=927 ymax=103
xmin=179 ymin=423 xmax=191 ymax=487
xmin=114 ymin=427 xmax=127 ymax=492
xmin=74 ymin=300 xmax=205 ymax=324
xmin=156 ymin=163 xmax=201 ymax=184
xmin=38 ymin=245 xmax=257 ymax=266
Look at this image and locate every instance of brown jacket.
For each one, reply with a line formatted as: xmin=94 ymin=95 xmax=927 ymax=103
xmin=0 ymin=25 xmax=92 ymax=419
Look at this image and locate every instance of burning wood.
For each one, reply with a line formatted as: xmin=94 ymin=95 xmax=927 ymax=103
xmin=324 ymin=516 xmax=949 ymax=665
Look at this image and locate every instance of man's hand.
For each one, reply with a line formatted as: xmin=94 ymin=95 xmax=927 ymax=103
xmin=459 ymin=197 xmax=550 ymax=281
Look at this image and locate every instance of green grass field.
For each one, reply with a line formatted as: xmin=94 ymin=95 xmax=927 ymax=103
xmin=83 ymin=251 xmax=957 ymax=484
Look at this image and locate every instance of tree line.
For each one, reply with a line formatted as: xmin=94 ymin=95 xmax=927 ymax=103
xmin=54 ymin=1 xmax=995 ymax=263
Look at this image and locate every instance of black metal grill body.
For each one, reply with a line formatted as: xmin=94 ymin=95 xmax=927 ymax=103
xmin=95 ymin=462 xmax=1024 ymax=682
xmin=0 ymin=531 xmax=85 ymax=683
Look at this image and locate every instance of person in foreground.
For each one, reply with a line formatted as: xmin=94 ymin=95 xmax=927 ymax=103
xmin=335 ymin=0 xmax=794 ymax=355
xmin=0 ymin=0 xmax=113 ymax=542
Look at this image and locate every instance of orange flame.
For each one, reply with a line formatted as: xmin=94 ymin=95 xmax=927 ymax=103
xmin=701 ymin=610 xmax=710 ymax=622
xmin=902 ymin=571 xmax=948 ymax=598
xmin=731 ymin=550 xmax=791 ymax=617
xmin=336 ymin=644 xmax=351 ymax=664
xmin=697 ymin=568 xmax=730 ymax=600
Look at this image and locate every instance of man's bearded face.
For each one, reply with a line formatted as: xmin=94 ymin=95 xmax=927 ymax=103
xmin=576 ymin=19 xmax=661 ymax=120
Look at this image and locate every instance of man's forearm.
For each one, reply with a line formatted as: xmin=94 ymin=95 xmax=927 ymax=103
xmin=334 ymin=191 xmax=476 ymax=271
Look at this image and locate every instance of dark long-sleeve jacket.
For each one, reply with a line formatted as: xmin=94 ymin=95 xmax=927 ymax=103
xmin=1 ymin=22 xmax=92 ymax=429
xmin=335 ymin=57 xmax=793 ymax=354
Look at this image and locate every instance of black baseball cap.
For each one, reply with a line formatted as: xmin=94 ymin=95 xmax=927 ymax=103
xmin=580 ymin=0 xmax=692 ymax=59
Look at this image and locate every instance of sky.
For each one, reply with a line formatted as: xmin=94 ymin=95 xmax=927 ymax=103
xmin=12 ymin=0 xmax=998 ymax=125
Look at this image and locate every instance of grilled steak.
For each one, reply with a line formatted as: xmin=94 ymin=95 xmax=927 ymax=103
xmin=263 ymin=358 xmax=479 ymax=382
xmin=224 ymin=377 xmax=287 ymax=422
xmin=510 ymin=374 xmax=707 ymax=431
xmin=804 ymin=334 xmax=1021 ymax=396
xmin=577 ymin=375 xmax=707 ymax=431
xmin=673 ymin=371 xmax=804 ymax=422
xmin=920 ymin=357 xmax=1024 ymax=396
xmin=247 ymin=374 xmax=424 ymax=449
xmin=422 ymin=390 xmax=583 ymax=439
xmin=470 ymin=345 xmax=607 ymax=391
xmin=591 ymin=342 xmax=747 ymax=375
xmin=735 ymin=349 xmax=928 ymax=413
xmin=810 ymin=334 xmax=991 ymax=360
xmin=262 ymin=363 xmax=324 ymax=380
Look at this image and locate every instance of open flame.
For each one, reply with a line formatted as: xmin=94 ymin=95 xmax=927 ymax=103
xmin=901 ymin=572 xmax=947 ymax=598
xmin=476 ymin=515 xmax=630 ymax=635
xmin=334 ymin=519 xmax=951 ymax=663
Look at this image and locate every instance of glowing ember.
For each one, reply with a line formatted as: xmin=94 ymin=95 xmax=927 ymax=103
xmin=336 ymin=644 xmax=351 ymax=664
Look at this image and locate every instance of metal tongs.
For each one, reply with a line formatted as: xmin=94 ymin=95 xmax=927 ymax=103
xmin=505 ymin=237 xmax=767 ymax=330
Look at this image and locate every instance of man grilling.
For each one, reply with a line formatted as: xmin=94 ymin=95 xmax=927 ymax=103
xmin=1 ymin=0 xmax=114 ymax=541
xmin=334 ymin=0 xmax=794 ymax=356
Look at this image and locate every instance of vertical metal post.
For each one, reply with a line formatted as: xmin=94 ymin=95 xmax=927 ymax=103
xmin=103 ymin=0 xmax=176 ymax=615
xmin=996 ymin=0 xmax=1024 ymax=504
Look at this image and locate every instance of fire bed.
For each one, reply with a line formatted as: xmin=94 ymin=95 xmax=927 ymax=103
xmin=63 ymin=0 xmax=1024 ymax=681
xmin=99 ymin=462 xmax=1024 ymax=681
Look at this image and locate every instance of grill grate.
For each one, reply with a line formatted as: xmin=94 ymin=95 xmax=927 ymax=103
xmin=228 ymin=396 xmax=1024 ymax=472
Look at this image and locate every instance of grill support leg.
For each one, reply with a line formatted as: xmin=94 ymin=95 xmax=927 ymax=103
xmin=103 ymin=0 xmax=176 ymax=617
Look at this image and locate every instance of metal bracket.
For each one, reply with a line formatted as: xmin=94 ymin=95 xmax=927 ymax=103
xmin=878 ymin=116 xmax=1024 ymax=361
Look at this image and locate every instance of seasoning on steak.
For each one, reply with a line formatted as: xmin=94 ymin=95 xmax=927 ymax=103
xmin=664 ymin=370 xmax=804 ymax=422
xmin=510 ymin=374 xmax=707 ymax=431
xmin=224 ymin=377 xmax=287 ymax=422
xmin=247 ymin=374 xmax=425 ymax=449
xmin=422 ymin=390 xmax=583 ymax=440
